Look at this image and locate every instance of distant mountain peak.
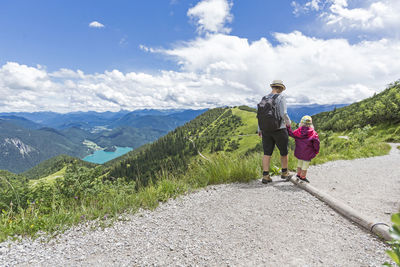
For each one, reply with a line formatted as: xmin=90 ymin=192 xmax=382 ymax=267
xmin=3 ymin=137 xmax=36 ymax=157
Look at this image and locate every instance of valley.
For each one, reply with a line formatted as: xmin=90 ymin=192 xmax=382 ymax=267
xmin=0 ymin=109 xmax=207 ymax=173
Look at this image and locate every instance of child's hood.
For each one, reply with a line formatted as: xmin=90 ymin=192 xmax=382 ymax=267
xmin=298 ymin=126 xmax=318 ymax=138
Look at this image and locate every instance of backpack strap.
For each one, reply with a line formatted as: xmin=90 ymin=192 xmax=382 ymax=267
xmin=263 ymin=93 xmax=280 ymax=101
xmin=272 ymin=94 xmax=280 ymax=101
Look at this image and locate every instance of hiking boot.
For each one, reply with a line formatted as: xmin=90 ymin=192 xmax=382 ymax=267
xmin=299 ymin=177 xmax=310 ymax=183
xmin=262 ymin=175 xmax=272 ymax=184
xmin=281 ymin=171 xmax=293 ymax=181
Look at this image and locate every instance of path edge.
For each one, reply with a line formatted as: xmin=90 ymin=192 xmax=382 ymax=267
xmin=289 ymin=177 xmax=392 ymax=241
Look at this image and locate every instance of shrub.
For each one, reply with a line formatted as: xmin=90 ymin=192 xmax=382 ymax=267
xmin=385 ymin=213 xmax=400 ymax=266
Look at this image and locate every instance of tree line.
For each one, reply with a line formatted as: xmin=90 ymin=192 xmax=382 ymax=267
xmin=108 ymin=108 xmax=228 ymax=185
xmin=313 ymin=81 xmax=400 ymax=131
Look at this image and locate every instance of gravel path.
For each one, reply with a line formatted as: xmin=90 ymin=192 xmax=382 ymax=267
xmin=309 ymin=143 xmax=400 ymax=225
xmin=0 ymin=185 xmax=390 ymax=266
xmin=1 ymin=146 xmax=399 ymax=266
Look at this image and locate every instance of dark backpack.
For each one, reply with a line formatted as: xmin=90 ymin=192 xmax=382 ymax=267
xmin=257 ymin=94 xmax=281 ymax=132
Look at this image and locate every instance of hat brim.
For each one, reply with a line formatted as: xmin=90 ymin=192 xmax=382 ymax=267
xmin=270 ymin=83 xmax=286 ymax=90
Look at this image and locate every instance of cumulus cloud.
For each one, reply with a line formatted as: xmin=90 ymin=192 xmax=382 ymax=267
xmin=158 ymin=32 xmax=400 ymax=105
xmin=89 ymin=21 xmax=105 ymax=28
xmin=325 ymin=0 xmax=400 ymax=31
xmin=2 ymin=30 xmax=400 ymax=112
xmin=187 ymin=0 xmax=233 ymax=34
xmin=292 ymin=0 xmax=400 ymax=32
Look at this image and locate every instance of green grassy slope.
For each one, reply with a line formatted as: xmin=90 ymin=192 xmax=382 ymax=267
xmin=23 ymin=154 xmax=97 ymax=180
xmin=195 ymin=107 xmax=259 ymax=155
xmin=29 ymin=166 xmax=67 ymax=188
xmin=1 ymin=98 xmax=396 ymax=241
xmin=313 ymin=81 xmax=400 ymax=131
xmin=108 ymin=101 xmax=396 ymax=185
xmin=107 ymin=106 xmax=274 ymax=184
xmin=108 ymin=108 xmax=228 ymax=184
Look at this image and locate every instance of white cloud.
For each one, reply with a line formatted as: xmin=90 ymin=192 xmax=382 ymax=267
xmin=292 ymin=0 xmax=322 ymax=15
xmin=187 ymin=0 xmax=233 ymax=34
xmin=293 ymin=0 xmax=400 ymax=32
xmin=119 ymin=36 xmax=128 ymax=47
xmin=139 ymin=44 xmax=157 ymax=53
xmin=2 ymin=31 xmax=400 ymax=112
xmin=89 ymin=21 xmax=105 ymax=28
xmin=157 ymin=31 xmax=400 ymax=105
xmin=0 ymin=62 xmax=49 ymax=90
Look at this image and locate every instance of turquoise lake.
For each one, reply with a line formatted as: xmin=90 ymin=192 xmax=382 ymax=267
xmin=82 ymin=147 xmax=133 ymax=164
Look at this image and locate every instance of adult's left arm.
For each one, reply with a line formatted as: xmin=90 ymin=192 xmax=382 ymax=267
xmin=279 ymin=95 xmax=291 ymax=126
xmin=286 ymin=125 xmax=295 ymax=138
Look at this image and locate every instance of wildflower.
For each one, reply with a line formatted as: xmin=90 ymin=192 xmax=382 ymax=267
xmin=74 ymin=196 xmax=78 ymax=200
xmin=80 ymin=215 xmax=85 ymax=220
xmin=30 ymin=224 xmax=34 ymax=228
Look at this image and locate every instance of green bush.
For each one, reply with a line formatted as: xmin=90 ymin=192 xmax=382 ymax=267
xmin=0 ymin=171 xmax=29 ymax=212
xmin=385 ymin=213 xmax=400 ymax=266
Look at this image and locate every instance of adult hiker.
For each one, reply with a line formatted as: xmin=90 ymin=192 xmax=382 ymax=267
xmin=257 ymin=80 xmax=292 ymax=184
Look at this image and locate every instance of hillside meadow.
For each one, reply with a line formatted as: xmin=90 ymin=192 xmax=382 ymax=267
xmin=0 ymin=105 xmax=396 ymax=241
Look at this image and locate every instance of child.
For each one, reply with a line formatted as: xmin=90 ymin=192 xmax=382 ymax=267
xmin=287 ymin=115 xmax=320 ymax=183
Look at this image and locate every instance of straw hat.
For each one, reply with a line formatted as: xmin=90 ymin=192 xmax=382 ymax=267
xmin=270 ymin=80 xmax=286 ymax=91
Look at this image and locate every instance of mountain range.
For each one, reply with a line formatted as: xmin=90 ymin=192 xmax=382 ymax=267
xmin=0 ymin=104 xmax=345 ymax=173
xmin=0 ymin=109 xmax=207 ymax=173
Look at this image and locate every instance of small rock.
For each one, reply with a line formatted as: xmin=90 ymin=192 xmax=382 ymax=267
xmin=0 ymin=247 xmax=7 ymax=255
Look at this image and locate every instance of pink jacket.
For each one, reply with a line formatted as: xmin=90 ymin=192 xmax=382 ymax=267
xmin=287 ymin=126 xmax=320 ymax=161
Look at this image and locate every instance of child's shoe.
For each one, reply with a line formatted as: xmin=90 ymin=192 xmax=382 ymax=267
xmin=299 ymin=177 xmax=310 ymax=183
xmin=262 ymin=174 xmax=272 ymax=184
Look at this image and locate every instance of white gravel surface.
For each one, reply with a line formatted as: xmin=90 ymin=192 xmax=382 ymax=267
xmin=309 ymin=143 xmax=400 ymax=225
xmin=1 ymin=146 xmax=399 ymax=266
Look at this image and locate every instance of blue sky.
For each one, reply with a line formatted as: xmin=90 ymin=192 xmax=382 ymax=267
xmin=1 ymin=0 xmax=314 ymax=73
xmin=1 ymin=0 xmax=400 ymax=112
